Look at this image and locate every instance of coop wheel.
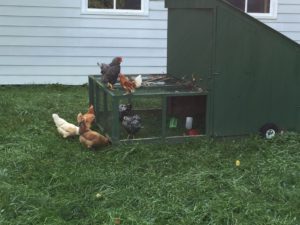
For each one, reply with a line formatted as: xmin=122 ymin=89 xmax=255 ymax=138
xmin=259 ymin=123 xmax=279 ymax=139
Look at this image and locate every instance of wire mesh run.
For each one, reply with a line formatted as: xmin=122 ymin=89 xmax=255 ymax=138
xmin=89 ymin=74 xmax=208 ymax=143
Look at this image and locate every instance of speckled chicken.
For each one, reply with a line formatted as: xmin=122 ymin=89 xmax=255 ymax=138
xmin=77 ymin=113 xmax=111 ymax=149
xmin=97 ymin=57 xmax=122 ymax=90
xmin=122 ymin=114 xmax=142 ymax=139
xmin=119 ymin=103 xmax=132 ymax=121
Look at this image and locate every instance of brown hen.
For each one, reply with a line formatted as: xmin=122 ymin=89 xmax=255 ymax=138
xmin=82 ymin=105 xmax=95 ymax=128
xmin=77 ymin=113 xmax=111 ymax=149
xmin=119 ymin=73 xmax=136 ymax=95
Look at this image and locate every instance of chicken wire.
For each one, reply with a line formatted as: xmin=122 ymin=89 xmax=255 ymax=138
xmin=89 ymin=74 xmax=207 ymax=143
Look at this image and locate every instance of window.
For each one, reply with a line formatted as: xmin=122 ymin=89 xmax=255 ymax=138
xmin=82 ymin=0 xmax=149 ymax=16
xmin=226 ymin=0 xmax=277 ymax=19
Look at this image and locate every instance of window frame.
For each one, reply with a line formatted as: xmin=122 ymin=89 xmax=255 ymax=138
xmin=81 ymin=0 xmax=149 ymax=16
xmin=247 ymin=0 xmax=278 ymax=19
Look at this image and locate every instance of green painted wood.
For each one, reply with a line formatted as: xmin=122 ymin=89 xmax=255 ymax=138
xmin=88 ymin=76 xmax=95 ymax=106
xmin=167 ymin=8 xmax=213 ymax=89
xmin=94 ymin=84 xmax=100 ymax=124
xmin=112 ymin=97 xmax=120 ymax=143
xmin=213 ymin=4 xmax=299 ymax=136
xmin=166 ymin=0 xmax=300 ymax=136
xmin=161 ymin=96 xmax=167 ymax=139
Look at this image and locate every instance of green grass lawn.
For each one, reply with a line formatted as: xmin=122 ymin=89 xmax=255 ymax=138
xmin=0 ymin=85 xmax=299 ymax=225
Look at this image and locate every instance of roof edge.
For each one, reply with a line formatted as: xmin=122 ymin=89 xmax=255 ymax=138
xmin=165 ymin=0 xmax=300 ymax=49
xmin=165 ymin=0 xmax=217 ymax=9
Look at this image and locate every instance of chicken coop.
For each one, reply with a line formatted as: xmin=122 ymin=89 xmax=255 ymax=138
xmin=88 ymin=75 xmax=207 ymax=143
xmin=89 ymin=0 xmax=300 ymax=143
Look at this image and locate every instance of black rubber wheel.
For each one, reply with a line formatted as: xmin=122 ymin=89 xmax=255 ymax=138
xmin=259 ymin=123 xmax=280 ymax=139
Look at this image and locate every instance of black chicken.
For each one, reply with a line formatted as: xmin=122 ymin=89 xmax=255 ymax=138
xmin=119 ymin=104 xmax=132 ymax=121
xmin=97 ymin=57 xmax=122 ymax=90
xmin=122 ymin=114 xmax=142 ymax=139
xmin=99 ymin=63 xmax=109 ymax=75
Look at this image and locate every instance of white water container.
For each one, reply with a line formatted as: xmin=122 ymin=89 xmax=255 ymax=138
xmin=185 ymin=117 xmax=193 ymax=130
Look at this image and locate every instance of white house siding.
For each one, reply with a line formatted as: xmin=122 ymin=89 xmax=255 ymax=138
xmin=0 ymin=0 xmax=299 ymax=84
xmin=0 ymin=0 xmax=167 ymax=84
xmin=261 ymin=0 xmax=300 ymax=44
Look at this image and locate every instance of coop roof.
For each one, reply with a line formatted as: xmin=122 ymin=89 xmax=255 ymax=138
xmin=165 ymin=0 xmax=300 ymax=49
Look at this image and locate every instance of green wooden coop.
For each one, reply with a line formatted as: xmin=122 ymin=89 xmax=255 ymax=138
xmin=89 ymin=0 xmax=300 ymax=143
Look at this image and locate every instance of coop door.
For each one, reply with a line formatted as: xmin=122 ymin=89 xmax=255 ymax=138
xmin=166 ymin=96 xmax=207 ymax=136
xmin=167 ymin=9 xmax=214 ymax=89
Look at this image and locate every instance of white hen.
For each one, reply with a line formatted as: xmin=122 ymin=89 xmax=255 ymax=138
xmin=52 ymin=114 xmax=79 ymax=138
xmin=133 ymin=75 xmax=142 ymax=88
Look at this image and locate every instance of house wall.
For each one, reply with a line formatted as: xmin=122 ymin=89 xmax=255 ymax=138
xmin=0 ymin=0 xmax=299 ymax=85
xmin=261 ymin=0 xmax=300 ymax=44
xmin=0 ymin=0 xmax=167 ymax=84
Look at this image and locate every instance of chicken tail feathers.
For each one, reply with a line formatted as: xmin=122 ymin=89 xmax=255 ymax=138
xmin=52 ymin=113 xmax=65 ymax=127
xmin=133 ymin=75 xmax=142 ymax=88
